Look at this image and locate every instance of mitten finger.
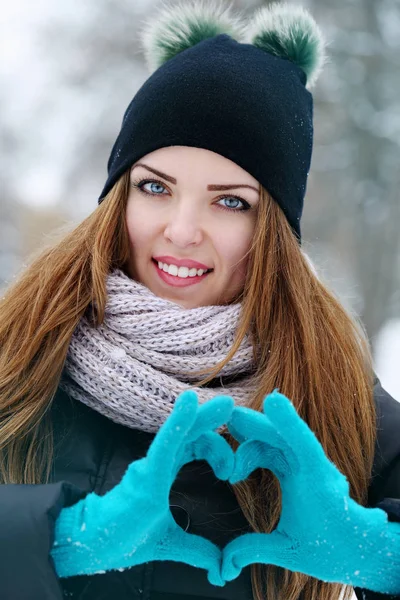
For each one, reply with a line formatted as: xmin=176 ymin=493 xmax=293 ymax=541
xmin=173 ymin=432 xmax=234 ymax=480
xmin=227 ymin=406 xmax=268 ymax=442
xmin=263 ymin=391 xmax=338 ymax=478
xmin=221 ymin=531 xmax=292 ymax=583
xmin=190 ymin=431 xmax=235 ymax=480
xmin=228 ymin=406 xmax=298 ymax=470
xmin=147 ymin=390 xmax=199 ymax=477
xmin=185 ymin=395 xmax=234 ymax=444
xmin=229 ymin=440 xmax=291 ymax=484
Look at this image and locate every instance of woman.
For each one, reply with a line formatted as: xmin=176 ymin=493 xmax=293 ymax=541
xmin=1 ymin=3 xmax=399 ymax=600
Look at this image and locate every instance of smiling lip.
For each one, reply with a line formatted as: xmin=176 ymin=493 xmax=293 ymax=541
xmin=153 ymin=260 xmax=211 ymax=287
xmin=153 ymin=255 xmax=212 ymax=270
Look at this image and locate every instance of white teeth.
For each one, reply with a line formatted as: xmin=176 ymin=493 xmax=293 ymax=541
xmin=168 ymin=264 xmax=178 ymax=276
xmin=177 ymin=266 xmax=189 ymax=278
xmin=156 ymin=260 xmax=210 ymax=278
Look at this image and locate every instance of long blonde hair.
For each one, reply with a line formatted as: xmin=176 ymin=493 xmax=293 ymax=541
xmin=0 ymin=170 xmax=375 ymax=600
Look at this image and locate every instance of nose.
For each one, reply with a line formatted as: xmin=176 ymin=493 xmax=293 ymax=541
xmin=163 ymin=200 xmax=203 ymax=248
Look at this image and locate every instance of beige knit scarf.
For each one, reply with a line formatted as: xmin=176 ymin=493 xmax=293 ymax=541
xmin=61 ymin=269 xmax=257 ymax=433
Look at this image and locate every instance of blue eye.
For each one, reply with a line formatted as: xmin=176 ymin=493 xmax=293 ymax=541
xmin=131 ymin=178 xmax=251 ymax=212
xmin=142 ymin=181 xmax=166 ymax=194
xmin=217 ymin=197 xmax=247 ymax=211
xmin=131 ymin=178 xmax=168 ymax=195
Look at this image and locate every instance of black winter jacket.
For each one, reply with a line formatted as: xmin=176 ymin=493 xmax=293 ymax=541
xmin=1 ymin=378 xmax=399 ymax=600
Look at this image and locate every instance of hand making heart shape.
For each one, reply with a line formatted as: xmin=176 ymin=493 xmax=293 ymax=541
xmin=224 ymin=390 xmax=400 ymax=594
xmin=51 ymin=390 xmax=400 ymax=595
xmin=51 ymin=390 xmax=235 ymax=585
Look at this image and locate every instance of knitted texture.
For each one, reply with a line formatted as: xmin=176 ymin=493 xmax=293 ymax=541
xmin=221 ymin=390 xmax=400 ymax=594
xmin=61 ymin=269 xmax=256 ymax=433
xmin=51 ymin=391 xmax=235 ymax=585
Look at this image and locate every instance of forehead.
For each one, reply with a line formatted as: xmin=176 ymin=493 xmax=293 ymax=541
xmin=132 ymin=146 xmax=260 ymax=187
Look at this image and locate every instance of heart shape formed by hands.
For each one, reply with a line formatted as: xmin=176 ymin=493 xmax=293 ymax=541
xmin=52 ymin=390 xmax=400 ymax=595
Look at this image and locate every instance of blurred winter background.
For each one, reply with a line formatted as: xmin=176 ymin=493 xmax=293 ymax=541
xmin=1 ymin=0 xmax=399 ymax=410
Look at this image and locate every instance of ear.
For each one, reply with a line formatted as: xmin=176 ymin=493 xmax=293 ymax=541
xmin=140 ymin=0 xmax=245 ymax=72
xmin=243 ymin=3 xmax=327 ymax=88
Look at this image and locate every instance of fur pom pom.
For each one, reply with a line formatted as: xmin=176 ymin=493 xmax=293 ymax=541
xmin=140 ymin=0 xmax=245 ymax=72
xmin=244 ymin=3 xmax=326 ymax=88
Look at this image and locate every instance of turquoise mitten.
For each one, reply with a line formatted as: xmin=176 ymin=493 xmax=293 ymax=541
xmin=51 ymin=390 xmax=235 ymax=586
xmin=222 ymin=390 xmax=400 ymax=594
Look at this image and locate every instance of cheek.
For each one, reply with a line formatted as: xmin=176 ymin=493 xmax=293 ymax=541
xmin=216 ymin=223 xmax=254 ymax=274
xmin=126 ymin=199 xmax=155 ymax=249
xmin=214 ymin=223 xmax=254 ymax=303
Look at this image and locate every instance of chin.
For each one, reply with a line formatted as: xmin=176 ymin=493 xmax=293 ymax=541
xmin=166 ymin=294 xmax=207 ymax=309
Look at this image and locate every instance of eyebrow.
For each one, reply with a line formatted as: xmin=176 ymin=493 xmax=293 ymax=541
xmin=132 ymin=162 xmax=259 ymax=193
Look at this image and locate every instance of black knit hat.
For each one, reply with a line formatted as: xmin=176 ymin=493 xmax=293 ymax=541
xmin=99 ymin=2 xmax=326 ymax=240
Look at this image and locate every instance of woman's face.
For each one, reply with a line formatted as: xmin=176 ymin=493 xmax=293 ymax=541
xmin=126 ymin=146 xmax=260 ymax=308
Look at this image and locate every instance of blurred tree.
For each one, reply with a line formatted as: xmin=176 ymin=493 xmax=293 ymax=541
xmin=1 ymin=0 xmax=399 ymax=350
xmin=0 ymin=193 xmax=21 ymax=291
xmin=301 ymin=0 xmax=400 ymax=345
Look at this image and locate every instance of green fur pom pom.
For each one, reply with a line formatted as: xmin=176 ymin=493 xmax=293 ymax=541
xmin=140 ymin=0 xmax=245 ymax=72
xmin=245 ymin=3 xmax=326 ymax=88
